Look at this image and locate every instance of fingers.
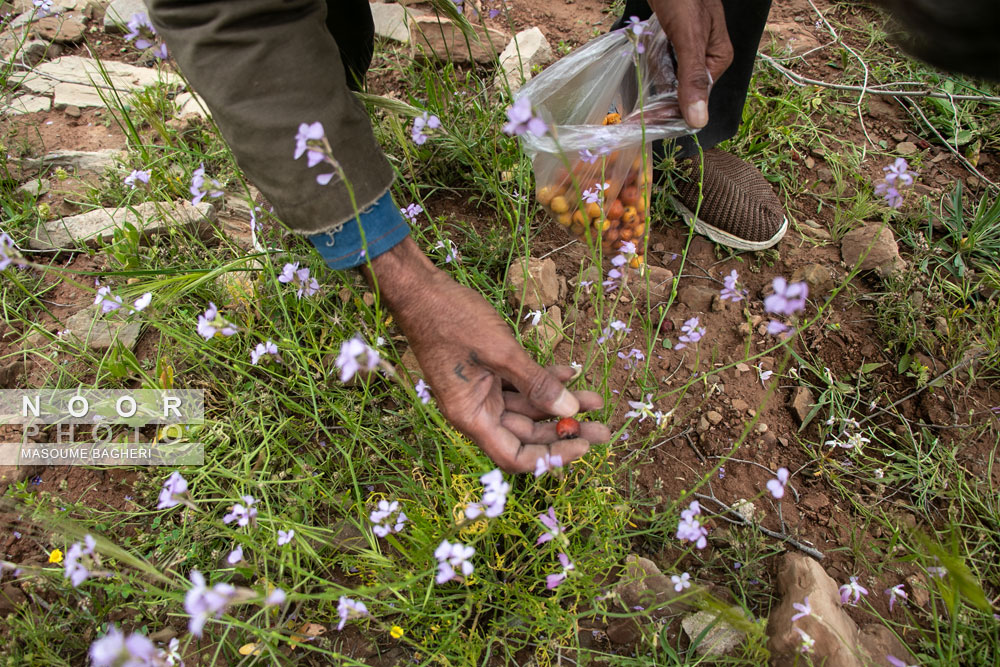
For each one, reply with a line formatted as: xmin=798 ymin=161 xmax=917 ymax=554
xmin=466 ymin=415 xmax=593 ymax=474
xmin=484 ymin=347 xmax=580 ymax=419
xmin=502 ymin=388 xmax=604 ymax=421
xmin=500 ymin=412 xmax=612 ymax=446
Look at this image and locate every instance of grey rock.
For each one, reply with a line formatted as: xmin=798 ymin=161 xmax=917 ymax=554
xmin=23 ymin=148 xmax=122 ymax=173
xmin=624 ymin=265 xmax=672 ymax=304
xmin=410 ymin=14 xmax=507 ymax=64
xmin=496 ymin=26 xmax=554 ymax=92
xmin=29 ymin=200 xmax=215 ymax=250
xmin=506 ymin=256 xmax=560 ymax=310
xmin=62 ymin=303 xmax=142 ymax=351
xmin=613 ymin=555 xmax=692 ymax=619
xmin=895 ymin=141 xmax=918 ymax=156
xmin=370 ymin=2 xmax=424 ymax=43
xmin=103 ymin=0 xmax=146 ymax=32
xmin=20 ymin=55 xmax=180 ymax=109
xmin=682 ymin=610 xmax=746 ymax=656
xmin=16 ymin=179 xmax=49 ymax=198
xmin=841 ymin=225 xmax=905 ymax=276
xmin=6 ymin=94 xmax=51 ymax=114
xmin=174 ymin=90 xmax=208 ymax=118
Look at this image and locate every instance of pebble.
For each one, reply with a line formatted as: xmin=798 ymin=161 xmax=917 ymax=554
xmin=707 ymin=411 xmax=723 ymax=425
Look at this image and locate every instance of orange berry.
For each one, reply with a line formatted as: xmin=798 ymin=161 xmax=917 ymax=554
xmin=572 ymin=209 xmax=588 ymax=226
xmin=622 ymin=206 xmax=637 ymax=225
xmin=570 ymin=221 xmax=585 ymax=236
xmin=556 ymin=212 xmax=573 ymax=226
xmin=620 ymin=186 xmax=639 ymax=206
xmin=585 ymin=202 xmax=602 ymax=220
xmin=606 ymin=199 xmax=624 ymax=220
xmin=602 ymin=113 xmax=621 ymax=125
xmin=550 ymin=196 xmax=569 ymax=213
xmin=536 ymin=185 xmax=557 ymax=206
xmin=629 ymin=255 xmax=644 ymax=269
xmin=621 ymin=228 xmax=634 ymax=241
xmin=556 ymin=417 xmax=581 ymax=439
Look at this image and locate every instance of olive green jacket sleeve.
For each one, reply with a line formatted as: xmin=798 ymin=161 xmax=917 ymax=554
xmin=147 ymin=0 xmax=395 ymax=235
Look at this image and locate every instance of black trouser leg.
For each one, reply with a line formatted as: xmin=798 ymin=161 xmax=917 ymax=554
xmin=325 ymin=0 xmax=375 ymax=91
xmin=612 ymin=0 xmax=772 ymax=157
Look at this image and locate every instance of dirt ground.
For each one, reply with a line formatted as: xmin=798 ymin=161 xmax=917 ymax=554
xmin=2 ymin=0 xmax=999 ymax=659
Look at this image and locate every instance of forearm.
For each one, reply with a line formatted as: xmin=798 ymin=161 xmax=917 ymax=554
xmin=148 ymin=0 xmax=394 ymax=235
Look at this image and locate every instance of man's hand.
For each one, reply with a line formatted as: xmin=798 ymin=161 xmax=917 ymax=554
xmin=649 ymin=0 xmax=733 ymax=129
xmin=363 ymin=238 xmax=611 ymax=473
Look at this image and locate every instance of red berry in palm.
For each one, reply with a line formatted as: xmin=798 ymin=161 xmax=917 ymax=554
xmin=556 ymin=417 xmax=581 ymax=440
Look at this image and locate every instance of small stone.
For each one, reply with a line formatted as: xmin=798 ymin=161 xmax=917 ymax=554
xmin=20 ymin=55 xmax=181 ymax=109
xmin=731 ymin=399 xmax=749 ymax=412
xmin=790 ymin=386 xmax=815 ymax=424
xmin=934 ymin=316 xmax=948 ymax=337
xmin=706 ymin=410 xmax=723 ymax=425
xmin=410 ymin=15 xmax=507 ymax=64
xmin=60 ymin=304 xmax=142 ymax=352
xmin=370 ymin=1 xmax=424 ymax=43
xmin=362 ymin=292 xmax=375 ymax=307
xmin=735 ymin=363 xmax=751 ymax=374
xmin=606 ymin=618 xmax=642 ymax=645
xmin=678 ymin=284 xmax=716 ymax=312
xmin=731 ymin=498 xmax=758 ymax=522
xmin=804 ymin=156 xmax=815 ymax=169
xmin=790 ymin=263 xmax=834 ymax=297
xmin=756 ymin=423 xmax=768 ymax=433
xmin=895 ymin=141 xmax=918 ymax=156
xmin=8 ymin=94 xmax=52 ymax=114
xmin=892 ymin=132 xmax=908 ymax=142
xmin=535 ymin=305 xmax=563 ymax=350
xmin=682 ymin=610 xmax=746 ymax=656
xmin=103 ymin=0 xmax=147 ymax=32
xmin=697 ymin=415 xmax=710 ymax=434
xmin=506 ymin=257 xmax=560 ymax=310
xmin=802 ymin=493 xmax=829 ymax=512
xmin=496 ymin=26 xmax=554 ymax=91
xmin=64 ymin=104 xmax=81 ymax=117
xmin=841 ymin=225 xmax=905 ymax=276
xmin=0 ymin=584 xmax=27 ymax=617
xmin=710 ymin=294 xmax=725 ymax=312
xmin=33 ymin=16 xmax=86 ymax=43
xmin=16 ymin=179 xmax=49 ymax=198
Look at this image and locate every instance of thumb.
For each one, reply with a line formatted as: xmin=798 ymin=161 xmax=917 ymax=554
xmin=673 ymin=39 xmax=711 ymax=129
xmin=492 ymin=347 xmax=579 ymax=417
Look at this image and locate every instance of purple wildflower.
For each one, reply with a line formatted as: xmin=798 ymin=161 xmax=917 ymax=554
xmin=503 ymin=97 xmax=547 ymax=137
xmin=277 ymin=262 xmax=319 ymax=299
xmin=676 ymin=501 xmax=708 ymax=549
xmin=337 ymin=596 xmax=369 ymax=631
xmin=294 ymin=122 xmax=336 ymax=184
xmin=222 ymin=495 xmax=258 ymax=527
xmin=124 ymin=169 xmax=150 ymax=189
xmin=32 ymin=0 xmax=55 ymax=18
xmin=617 ymin=348 xmax=645 ymax=370
xmin=791 ymin=596 xmax=812 ymax=622
xmin=625 ymin=16 xmax=646 ymax=53
xmin=671 ymin=572 xmax=691 ymax=592
xmin=123 ymin=13 xmax=158 ymax=50
xmin=875 ymin=182 xmax=903 ymax=208
xmin=767 ymin=467 xmax=790 ymax=499
xmin=94 ymin=286 xmax=123 ymax=314
xmin=189 ymin=163 xmax=224 ymax=206
xmin=132 ymin=292 xmax=152 ymax=312
xmin=887 ymin=656 xmax=918 ymax=667
xmin=597 ymin=319 xmax=630 ymax=343
xmin=619 ymin=240 xmax=638 ymax=255
xmin=524 ymin=310 xmax=544 ymax=327
xmin=534 ymin=453 xmax=564 ymax=478
xmin=401 ymin=203 xmax=423 ymax=223
xmin=536 ymin=506 xmax=563 ymax=545
xmin=582 ymin=182 xmax=610 ymax=204
xmin=625 ymin=395 xmax=655 ymax=422
xmin=263 ymin=589 xmax=286 ymax=607
xmin=884 ymin=157 xmax=916 ymax=187
xmin=839 ymin=577 xmax=868 ymax=605
xmin=335 ymin=335 xmax=380 ymax=382
xmin=675 ymin=317 xmax=705 ymax=350
xmin=251 ymin=340 xmax=280 ymax=365
xmin=370 ymin=500 xmax=407 ymax=537
xmin=719 ymin=269 xmax=745 ymax=302
xmin=89 ymin=626 xmax=156 ymax=667
xmin=0 ymin=233 xmax=27 ymax=271
xmin=546 ymin=552 xmax=574 ymax=589
xmin=196 ymin=302 xmax=238 ymax=340
xmin=63 ymin=534 xmax=96 ymax=587
xmin=435 ymin=540 xmax=475 ymax=584
xmin=152 ymin=42 xmax=169 ymax=59
xmin=277 ymin=529 xmax=295 ymax=546
xmin=465 ymin=469 xmax=510 ymax=519
xmin=411 ymin=112 xmax=441 ymax=145
xmin=184 ymin=570 xmax=237 ymax=637
xmin=414 ymin=378 xmax=432 ymax=404
xmin=157 ymin=471 xmax=188 ymax=509
xmin=796 ymin=628 xmax=815 ymax=654
xmin=764 ymin=277 xmax=809 ymax=316
xmin=226 ymin=545 xmax=243 ymax=565
xmin=886 ymin=584 xmax=907 ymax=612
xmin=433 ymin=239 xmax=460 ymax=263
xmin=767 ymin=320 xmax=790 ymax=336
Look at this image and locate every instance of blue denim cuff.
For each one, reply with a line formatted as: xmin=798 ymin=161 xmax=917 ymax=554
xmin=307 ymin=190 xmax=410 ymax=270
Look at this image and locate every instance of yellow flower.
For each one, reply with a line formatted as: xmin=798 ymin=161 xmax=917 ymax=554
xmin=48 ymin=548 xmax=63 ymax=564
xmin=390 ymin=625 xmax=404 ymax=639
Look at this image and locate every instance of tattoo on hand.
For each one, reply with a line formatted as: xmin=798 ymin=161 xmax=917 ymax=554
xmin=454 ymin=362 xmax=469 ymax=382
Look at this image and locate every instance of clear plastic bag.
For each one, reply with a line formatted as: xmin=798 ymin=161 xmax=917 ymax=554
xmin=515 ymin=18 xmax=697 ymax=262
